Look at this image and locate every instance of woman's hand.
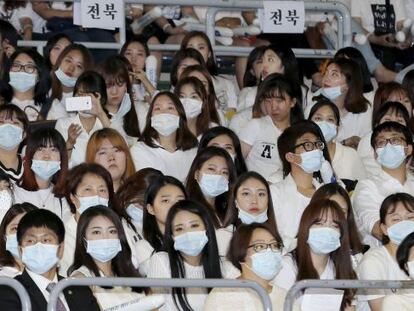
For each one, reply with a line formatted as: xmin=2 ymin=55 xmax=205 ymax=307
xmin=342 ymin=136 xmax=361 ymax=150
xmin=67 ymin=123 xmax=82 ymax=149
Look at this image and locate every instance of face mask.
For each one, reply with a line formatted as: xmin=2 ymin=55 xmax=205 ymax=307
xmin=78 ymin=196 xmax=109 ymax=214
xmin=238 ymin=207 xmax=268 ymax=224
xmin=307 ymin=227 xmax=341 ymax=255
xmin=0 ymin=190 xmax=13 ymax=210
xmin=407 ymin=260 xmax=414 ymax=279
xmin=86 ymin=239 xmax=122 ymax=262
xmin=151 ymin=113 xmax=180 ymax=136
xmin=55 ymin=68 xmax=77 ymax=88
xmin=387 ymin=220 xmax=414 ymax=245
xmin=321 ymin=86 xmax=342 ymax=101
xmin=0 ymin=124 xmax=23 ymax=150
xmin=31 ymin=160 xmax=61 ymax=181
xmin=376 ymin=143 xmax=406 ymax=169
xmin=126 ymin=204 xmax=144 ymax=223
xmin=9 ymin=72 xmax=37 ymax=92
xmin=173 ymin=230 xmax=209 ymax=256
xmin=181 ymin=98 xmax=203 ymax=119
xmin=5 ymin=234 xmax=19 ymax=258
xmin=22 ymin=243 xmax=59 ymax=274
xmin=248 ymin=249 xmax=283 ymax=280
xmin=316 ymin=121 xmax=337 ymax=143
xmin=198 ymin=173 xmax=229 ymax=198
xmin=299 ymin=150 xmax=324 ymax=174
xmin=113 ymin=93 xmax=132 ymax=120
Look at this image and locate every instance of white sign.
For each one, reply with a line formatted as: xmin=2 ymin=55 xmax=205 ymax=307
xmin=74 ymin=0 xmax=124 ymax=30
xmin=301 ymin=288 xmax=344 ymax=311
xmin=260 ymin=1 xmax=305 ymax=33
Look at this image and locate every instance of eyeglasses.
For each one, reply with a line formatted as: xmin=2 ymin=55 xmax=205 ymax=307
xmin=247 ymin=242 xmax=282 ymax=253
xmin=11 ymin=63 xmax=38 ymax=74
xmin=294 ymin=141 xmax=325 ymax=152
xmin=375 ymin=137 xmax=406 ymax=148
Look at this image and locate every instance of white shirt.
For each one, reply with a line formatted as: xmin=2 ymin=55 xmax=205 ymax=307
xmin=237 ymin=86 xmax=257 ymax=112
xmin=382 ymin=293 xmax=414 ymax=310
xmin=270 ymin=174 xmax=322 ymax=250
xmin=352 ymin=170 xmax=414 ymax=247
xmin=55 ymin=114 xmax=104 ymax=168
xmin=0 ymin=266 xmax=21 ymax=278
xmin=135 ymin=100 xmax=149 ymax=133
xmin=60 ymin=215 xmax=77 ymax=276
xmin=47 ymin=92 xmax=74 ymax=120
xmin=130 ymin=140 xmax=197 ymax=182
xmin=135 ymin=239 xmax=155 ymax=277
xmin=122 ymin=218 xmax=140 ymax=269
xmin=228 ymin=106 xmax=253 ymax=136
xmin=11 ymin=98 xmax=41 ymax=122
xmin=239 ymin=115 xmax=283 ymax=180
xmin=357 ymin=131 xmax=383 ymax=178
xmin=332 ymin=142 xmax=367 ymax=181
xmin=215 ymin=226 xmax=233 ymax=257
xmin=213 ymin=75 xmax=239 ymax=111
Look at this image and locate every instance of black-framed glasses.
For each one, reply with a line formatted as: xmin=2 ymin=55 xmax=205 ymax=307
xmin=294 ymin=141 xmax=325 ymax=152
xmin=247 ymin=242 xmax=282 ymax=253
xmin=375 ymin=137 xmax=406 ymax=148
xmin=11 ymin=63 xmax=38 ymax=74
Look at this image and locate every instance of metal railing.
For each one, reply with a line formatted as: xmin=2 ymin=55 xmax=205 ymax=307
xmin=21 ymin=0 xmax=351 ymax=58
xmin=47 ymin=277 xmax=273 ymax=311
xmin=0 ymin=277 xmax=32 ymax=311
xmin=283 ymin=279 xmax=414 ymax=311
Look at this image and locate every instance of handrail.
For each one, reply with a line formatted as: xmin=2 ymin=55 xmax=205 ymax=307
xmin=47 ymin=277 xmax=272 ymax=311
xmin=284 ymin=279 xmax=414 ymax=311
xmin=0 ymin=277 xmax=32 ymax=311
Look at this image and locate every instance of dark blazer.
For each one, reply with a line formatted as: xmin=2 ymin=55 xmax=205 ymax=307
xmin=0 ymin=269 xmax=101 ymax=311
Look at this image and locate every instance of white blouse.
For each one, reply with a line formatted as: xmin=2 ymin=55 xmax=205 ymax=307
xmin=331 ymin=142 xmax=366 ymax=181
xmin=47 ymin=92 xmax=74 ymax=120
xmin=357 ymin=131 xmax=382 ymax=178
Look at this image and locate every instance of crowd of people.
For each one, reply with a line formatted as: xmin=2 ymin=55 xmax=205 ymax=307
xmin=1 ymin=0 xmax=414 ymax=310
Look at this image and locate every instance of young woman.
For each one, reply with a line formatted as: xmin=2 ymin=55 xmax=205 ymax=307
xmin=308 ymin=98 xmax=366 ymax=182
xmin=186 ymin=146 xmax=236 ymax=228
xmin=55 ymin=71 xmax=111 ymax=167
xmin=97 ymin=55 xmax=141 ymax=144
xmin=205 ymin=223 xmax=296 ymax=311
xmin=358 ymin=193 xmax=414 ymax=311
xmin=86 ymin=128 xmax=136 ymax=192
xmin=0 ymin=202 xmax=37 ymax=278
xmin=198 ymin=126 xmax=247 ymax=176
xmin=148 ymin=200 xmax=238 ymax=311
xmin=174 ymin=76 xmax=214 ymax=138
xmin=43 ymin=33 xmax=72 ymax=70
xmin=240 ymin=45 xmax=266 ymax=94
xmin=14 ymin=128 xmax=70 ymax=220
xmin=170 ymin=48 xmax=206 ymax=90
xmin=68 ymin=207 xmax=154 ymax=310
xmin=310 ymin=58 xmax=372 ymax=149
xmin=0 ymin=104 xmax=28 ymax=183
xmin=270 ymin=120 xmax=332 ymax=251
xmin=275 ymin=199 xmax=356 ymax=311
xmin=130 ymin=91 xmax=198 ymax=182
xmin=239 ymin=73 xmax=303 ymax=181
xmin=0 ymin=48 xmax=49 ymax=121
xmin=47 ymin=44 xmax=94 ymax=120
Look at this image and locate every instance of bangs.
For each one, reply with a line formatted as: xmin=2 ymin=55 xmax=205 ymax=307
xmin=261 ymin=87 xmax=287 ymax=100
xmin=314 ymin=205 xmax=341 ymax=226
xmin=388 ymin=200 xmax=414 ymax=215
xmin=38 ymin=136 xmax=58 ymax=148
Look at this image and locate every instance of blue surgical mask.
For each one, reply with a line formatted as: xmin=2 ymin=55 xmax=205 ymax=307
xmin=376 ymin=143 xmax=406 ymax=169
xmin=321 ymin=86 xmax=342 ymax=101
xmin=248 ymin=249 xmax=283 ymax=280
xmin=387 ymin=220 xmax=414 ymax=245
xmin=31 ymin=160 xmax=61 ymax=181
xmin=78 ymin=196 xmax=109 ymax=214
xmin=198 ymin=173 xmax=229 ymax=198
xmin=22 ymin=242 xmax=59 ymax=274
xmin=316 ymin=121 xmax=337 ymax=143
xmin=0 ymin=124 xmax=23 ymax=150
xmin=9 ymin=72 xmax=37 ymax=92
xmin=307 ymin=227 xmax=341 ymax=255
xmin=238 ymin=207 xmax=268 ymax=224
xmin=5 ymin=234 xmax=19 ymax=258
xmin=299 ymin=150 xmax=324 ymax=174
xmin=173 ymin=230 xmax=208 ymax=256
xmin=55 ymin=68 xmax=77 ymax=87
xmin=86 ymin=239 xmax=122 ymax=262
xmin=126 ymin=204 xmax=144 ymax=223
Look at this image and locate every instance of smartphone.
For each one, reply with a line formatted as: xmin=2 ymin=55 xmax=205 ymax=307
xmin=65 ymin=96 xmax=92 ymax=112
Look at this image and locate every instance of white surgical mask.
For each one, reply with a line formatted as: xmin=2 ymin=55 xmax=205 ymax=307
xmin=22 ymin=243 xmax=59 ymax=274
xmin=307 ymin=227 xmax=341 ymax=255
xmin=77 ymin=196 xmax=109 ymax=214
xmin=247 ymin=249 xmax=283 ymax=280
xmin=299 ymin=150 xmax=324 ymax=173
xmin=151 ymin=113 xmax=180 ymax=136
xmin=5 ymin=234 xmax=19 ymax=258
xmin=376 ymin=143 xmax=406 ymax=169
xmin=0 ymin=124 xmax=23 ymax=150
xmin=173 ymin=230 xmax=209 ymax=256
xmin=316 ymin=121 xmax=337 ymax=142
xmin=237 ymin=207 xmax=268 ymax=224
xmin=55 ymin=68 xmax=77 ymax=87
xmin=198 ymin=173 xmax=229 ymax=198
xmin=126 ymin=204 xmax=144 ymax=223
xmin=86 ymin=238 xmax=122 ymax=262
xmin=321 ymin=86 xmax=342 ymax=101
xmin=9 ymin=72 xmax=37 ymax=92
xmin=181 ymin=97 xmax=203 ymax=119
xmin=31 ymin=160 xmax=61 ymax=181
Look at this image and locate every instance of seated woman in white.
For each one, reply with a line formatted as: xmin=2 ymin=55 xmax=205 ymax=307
xmin=308 ymin=97 xmax=366 ymax=182
xmin=130 ymin=91 xmax=198 ymax=182
xmin=0 ymin=203 xmax=37 ymax=278
xmin=69 ymin=207 xmax=164 ymax=310
xmin=357 ymin=193 xmax=414 ymax=311
xmin=357 ymin=101 xmax=411 ymax=178
xmin=14 ymin=128 xmax=71 ymax=220
xmin=270 ymin=120 xmax=330 ymax=250
xmin=382 ymin=231 xmax=414 ymax=310
xmin=147 ymin=200 xmax=238 ymax=311
xmin=240 ymin=74 xmax=304 ymax=181
xmin=55 ymin=71 xmax=111 ymax=168
xmin=274 ymin=199 xmax=357 ymax=310
xmin=205 ymin=223 xmax=300 ymax=311
xmin=353 ymin=122 xmax=414 ymax=247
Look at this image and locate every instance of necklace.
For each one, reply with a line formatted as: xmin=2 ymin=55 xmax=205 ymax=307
xmin=37 ymin=188 xmax=53 ymax=208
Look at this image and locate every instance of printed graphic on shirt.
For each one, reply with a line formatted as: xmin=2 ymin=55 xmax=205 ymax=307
xmin=371 ymin=3 xmax=396 ymax=35
xmin=260 ymin=143 xmax=275 ymax=159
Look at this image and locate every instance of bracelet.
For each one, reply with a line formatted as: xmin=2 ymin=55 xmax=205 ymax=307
xmin=162 ymin=23 xmax=172 ymax=32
